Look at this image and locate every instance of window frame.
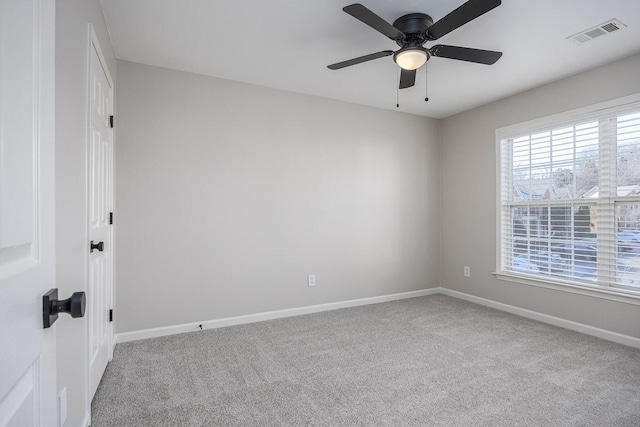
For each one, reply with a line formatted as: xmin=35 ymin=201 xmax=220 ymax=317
xmin=495 ymin=93 xmax=640 ymax=305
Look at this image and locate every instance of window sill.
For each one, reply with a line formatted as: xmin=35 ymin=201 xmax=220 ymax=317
xmin=493 ymin=271 xmax=640 ymax=306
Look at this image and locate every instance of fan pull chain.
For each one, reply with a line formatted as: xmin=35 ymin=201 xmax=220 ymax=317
xmin=424 ymin=62 xmax=429 ymax=102
xmin=396 ymin=67 xmax=400 ymax=108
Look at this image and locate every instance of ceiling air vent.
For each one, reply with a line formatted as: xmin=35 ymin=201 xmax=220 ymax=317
xmin=567 ymin=19 xmax=627 ymax=45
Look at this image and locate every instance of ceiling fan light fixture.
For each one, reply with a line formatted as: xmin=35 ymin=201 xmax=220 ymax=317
xmin=394 ymin=47 xmax=428 ymax=70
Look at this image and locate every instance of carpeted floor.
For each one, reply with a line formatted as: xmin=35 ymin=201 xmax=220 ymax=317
xmin=91 ymin=295 xmax=640 ymax=426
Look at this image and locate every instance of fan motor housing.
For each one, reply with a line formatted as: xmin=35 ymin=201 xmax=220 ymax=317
xmin=393 ymin=13 xmax=433 ymax=46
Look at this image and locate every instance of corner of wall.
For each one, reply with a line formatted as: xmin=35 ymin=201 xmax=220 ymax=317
xmin=436 ymin=116 xmax=445 ymax=289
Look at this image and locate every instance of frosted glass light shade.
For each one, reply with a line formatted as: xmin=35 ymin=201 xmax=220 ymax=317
xmin=394 ymin=49 xmax=428 ymax=70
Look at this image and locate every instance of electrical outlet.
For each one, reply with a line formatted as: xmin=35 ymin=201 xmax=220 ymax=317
xmin=463 ymin=266 xmax=471 ymax=277
xmin=308 ymin=274 xmax=316 ymax=287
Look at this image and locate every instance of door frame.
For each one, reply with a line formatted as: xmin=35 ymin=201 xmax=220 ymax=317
xmin=85 ymin=23 xmax=115 ymax=416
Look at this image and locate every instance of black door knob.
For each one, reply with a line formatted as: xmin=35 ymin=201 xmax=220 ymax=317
xmin=90 ymin=240 xmax=104 ymax=252
xmin=43 ymin=289 xmax=86 ymax=328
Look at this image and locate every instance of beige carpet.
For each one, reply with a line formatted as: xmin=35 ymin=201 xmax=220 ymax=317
xmin=92 ymin=294 xmax=640 ymax=426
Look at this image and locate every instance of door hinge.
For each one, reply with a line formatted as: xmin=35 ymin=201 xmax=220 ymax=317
xmin=109 ymin=309 xmax=113 ymax=322
xmin=109 ymin=115 xmax=114 ymax=128
xmin=109 ymin=212 xmax=113 ymax=225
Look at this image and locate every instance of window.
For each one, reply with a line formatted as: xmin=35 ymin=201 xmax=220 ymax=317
xmin=497 ymin=97 xmax=640 ymax=296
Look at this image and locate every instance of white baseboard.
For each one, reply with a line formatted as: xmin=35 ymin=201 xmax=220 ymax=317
xmin=116 ymin=288 xmax=439 ymax=343
xmin=438 ymin=287 xmax=640 ymax=349
xmin=116 ymin=286 xmax=640 ymax=350
xmin=82 ymin=411 xmax=90 ymax=427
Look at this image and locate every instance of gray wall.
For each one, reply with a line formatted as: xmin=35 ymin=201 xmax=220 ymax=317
xmin=115 ymin=61 xmax=441 ymax=333
xmin=441 ymin=52 xmax=640 ymax=339
xmin=115 ymin=53 xmax=640 ymax=340
xmin=56 ymin=0 xmax=116 ymax=425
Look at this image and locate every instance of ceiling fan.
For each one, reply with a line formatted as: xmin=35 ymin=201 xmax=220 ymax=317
xmin=328 ymin=0 xmax=503 ymax=90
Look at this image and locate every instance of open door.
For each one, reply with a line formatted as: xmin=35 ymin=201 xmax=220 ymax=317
xmin=88 ymin=27 xmax=115 ymax=400
xmin=0 ymin=0 xmax=58 ymax=425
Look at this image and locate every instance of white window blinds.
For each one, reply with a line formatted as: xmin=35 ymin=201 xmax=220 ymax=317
xmin=498 ymin=101 xmax=640 ymax=294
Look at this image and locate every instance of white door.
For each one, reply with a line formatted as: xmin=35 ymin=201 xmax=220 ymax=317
xmin=88 ymin=30 xmax=114 ymax=400
xmin=0 ymin=0 xmax=57 ymax=426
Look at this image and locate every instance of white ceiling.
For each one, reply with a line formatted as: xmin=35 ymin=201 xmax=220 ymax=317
xmin=101 ymin=0 xmax=640 ymax=118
